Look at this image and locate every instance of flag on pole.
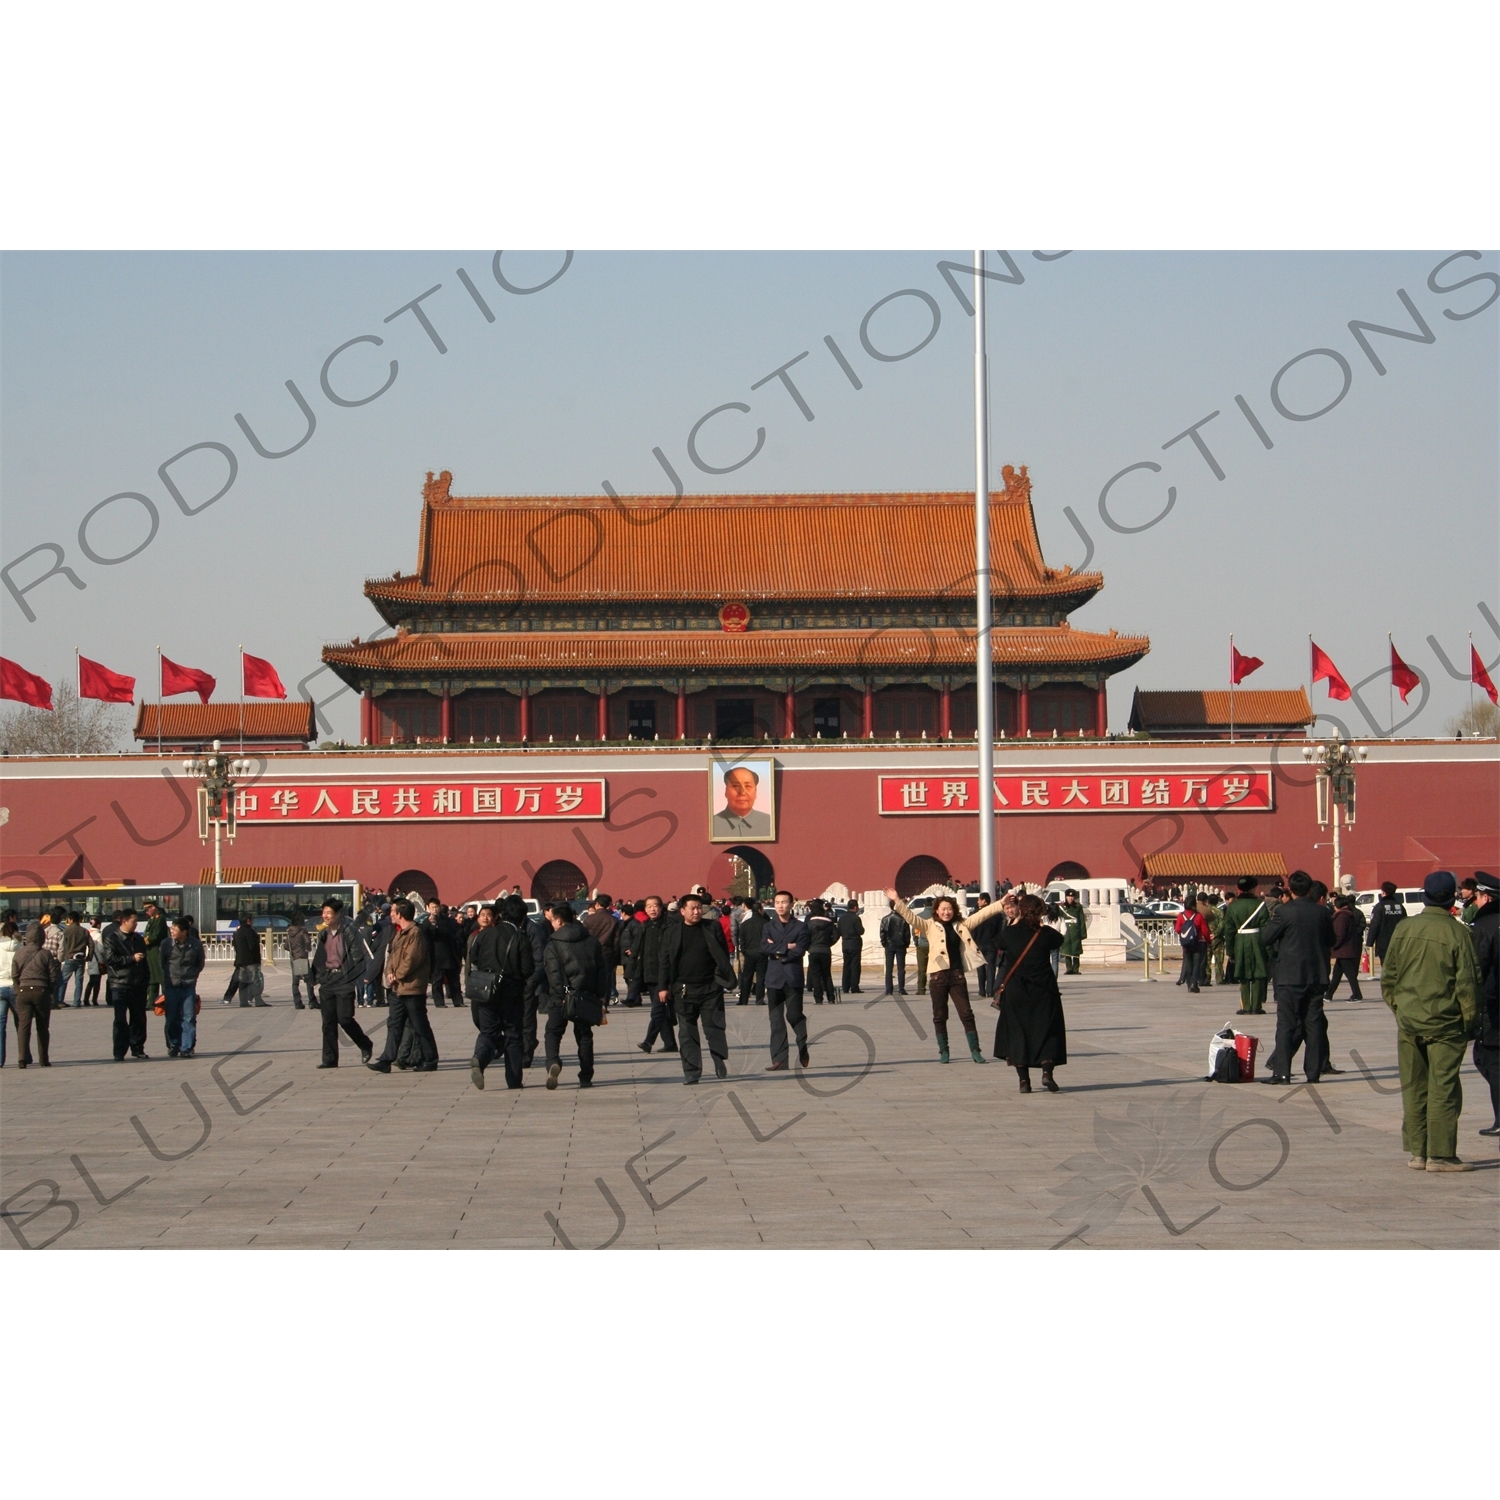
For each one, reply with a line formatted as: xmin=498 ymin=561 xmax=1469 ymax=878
xmin=1474 ymin=644 xmax=1499 ymax=706
xmin=242 ymin=652 xmax=287 ymax=699
xmin=1310 ymin=640 xmax=1351 ymax=701
xmin=1389 ymin=641 xmax=1420 ymax=703
xmin=1230 ymin=643 xmax=1263 ymax=685
xmin=78 ymin=655 xmax=136 ymax=704
xmin=0 ymin=657 xmax=54 ymax=709
xmin=161 ymin=656 xmax=216 ymax=703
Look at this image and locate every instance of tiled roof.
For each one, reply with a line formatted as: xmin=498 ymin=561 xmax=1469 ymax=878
xmin=134 ymin=703 xmax=317 ymax=741
xmin=364 ymin=465 xmax=1103 ymax=606
xmin=1143 ymin=853 xmax=1288 ymax=878
xmin=1129 ymin=689 xmax=1312 ymax=730
xmin=323 ymin=626 xmax=1150 ymax=675
xmin=204 ymin=866 xmax=344 ymax=885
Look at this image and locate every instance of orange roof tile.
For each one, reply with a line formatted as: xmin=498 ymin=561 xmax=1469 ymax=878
xmin=365 ymin=465 xmax=1101 ymax=606
xmin=134 ymin=703 xmax=317 ymax=741
xmin=1143 ymin=853 xmax=1288 ymax=878
xmin=323 ymin=626 xmax=1149 ymax=675
xmin=1129 ymin=690 xmax=1312 ymax=730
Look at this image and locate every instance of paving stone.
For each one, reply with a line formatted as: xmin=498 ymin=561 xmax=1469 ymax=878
xmin=2 ymin=965 xmax=1495 ymax=1248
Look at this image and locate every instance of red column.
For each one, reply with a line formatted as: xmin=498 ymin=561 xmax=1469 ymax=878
xmin=360 ymin=693 xmax=372 ymax=745
xmin=440 ymin=690 xmax=452 ymax=743
xmin=784 ymin=688 xmax=796 ymax=738
xmin=862 ymin=685 xmax=874 ymax=738
xmin=519 ymin=688 xmax=530 ymax=743
xmin=1018 ymin=685 xmax=1031 ymax=738
xmin=940 ymin=685 xmax=952 ymax=739
xmin=676 ymin=687 xmax=686 ymax=740
xmin=598 ymin=688 xmax=609 ymax=741
xmin=1095 ymin=682 xmax=1108 ymax=737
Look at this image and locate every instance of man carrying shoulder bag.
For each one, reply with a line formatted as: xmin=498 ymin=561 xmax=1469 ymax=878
xmin=467 ymin=895 xmax=536 ymax=1091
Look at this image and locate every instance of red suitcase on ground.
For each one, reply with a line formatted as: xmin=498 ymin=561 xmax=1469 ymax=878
xmin=1234 ymin=1032 xmax=1258 ymax=1082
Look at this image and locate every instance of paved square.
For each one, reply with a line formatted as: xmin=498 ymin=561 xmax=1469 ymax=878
xmin=3 ymin=962 xmax=1495 ymax=1249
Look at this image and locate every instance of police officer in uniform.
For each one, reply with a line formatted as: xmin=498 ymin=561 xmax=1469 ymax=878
xmin=1366 ymin=881 xmax=1407 ymax=977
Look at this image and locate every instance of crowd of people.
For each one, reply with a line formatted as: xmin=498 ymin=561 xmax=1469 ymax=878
xmin=4 ymin=868 xmax=1495 ymax=1172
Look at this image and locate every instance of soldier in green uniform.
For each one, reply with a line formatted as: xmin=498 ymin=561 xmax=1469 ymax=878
xmin=1201 ymin=890 xmax=1228 ymax=984
xmin=1381 ymin=870 xmax=1481 ymax=1171
xmin=1222 ymin=876 xmax=1271 ymax=1014
xmin=1058 ymin=890 xmax=1088 ymax=975
xmin=141 ymin=900 xmax=168 ymax=1013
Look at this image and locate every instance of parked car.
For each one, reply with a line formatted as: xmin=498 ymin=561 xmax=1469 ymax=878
xmin=1146 ymin=899 xmax=1185 ymax=917
xmin=1354 ymin=888 xmax=1427 ymax=919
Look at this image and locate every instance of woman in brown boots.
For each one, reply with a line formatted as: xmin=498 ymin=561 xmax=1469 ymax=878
xmin=991 ymin=893 xmax=1068 ymax=1092
xmin=884 ymin=889 xmax=1007 ymax=1065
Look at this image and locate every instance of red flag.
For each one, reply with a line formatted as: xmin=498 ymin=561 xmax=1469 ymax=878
xmin=1475 ymin=645 xmax=1500 ymax=706
xmin=0 ymin=657 xmax=54 ymax=709
xmin=242 ymin=652 xmax=286 ymax=700
xmin=78 ymin=655 xmax=135 ymax=704
xmin=1389 ymin=641 xmax=1420 ymax=703
xmin=162 ymin=656 xmax=216 ymax=703
xmin=1230 ymin=644 xmax=1263 ymax=685
xmin=1310 ymin=640 xmax=1351 ymax=701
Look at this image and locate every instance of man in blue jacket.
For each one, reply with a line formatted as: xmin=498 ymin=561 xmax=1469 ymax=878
xmin=761 ymin=890 xmax=811 ymax=1071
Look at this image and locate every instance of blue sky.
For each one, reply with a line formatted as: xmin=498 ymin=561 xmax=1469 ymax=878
xmin=2 ymin=248 xmax=1495 ymax=738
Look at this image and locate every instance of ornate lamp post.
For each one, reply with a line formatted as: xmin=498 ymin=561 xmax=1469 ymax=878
xmin=184 ymin=739 xmax=256 ymax=885
xmin=1301 ymin=736 xmax=1368 ymax=891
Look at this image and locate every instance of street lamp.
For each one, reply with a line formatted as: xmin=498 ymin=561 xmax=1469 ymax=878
xmin=1301 ymin=736 xmax=1369 ymax=891
xmin=184 ymin=738 xmax=256 ymax=885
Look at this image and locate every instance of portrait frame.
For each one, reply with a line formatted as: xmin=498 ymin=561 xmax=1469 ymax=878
xmin=707 ymin=756 xmax=777 ymax=843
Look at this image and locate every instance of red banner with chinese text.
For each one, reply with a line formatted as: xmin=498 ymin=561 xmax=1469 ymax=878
xmin=233 ymin=779 xmax=607 ymax=823
xmin=877 ymin=771 xmax=1273 ymax=815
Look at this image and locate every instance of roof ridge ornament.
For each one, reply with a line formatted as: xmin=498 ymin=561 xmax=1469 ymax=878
xmin=423 ymin=469 xmax=454 ymax=505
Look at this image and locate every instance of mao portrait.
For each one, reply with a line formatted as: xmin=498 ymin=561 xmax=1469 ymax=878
xmin=709 ymin=758 xmax=776 ymax=842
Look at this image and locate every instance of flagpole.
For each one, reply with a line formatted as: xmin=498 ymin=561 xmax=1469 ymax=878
xmin=157 ymin=648 xmax=163 ymax=759
xmin=1388 ymin=633 xmax=1394 ymax=739
xmin=1229 ymin=634 xmax=1235 ymax=744
xmin=75 ymin=648 xmax=81 ymax=756
xmin=238 ymin=645 xmax=245 ymax=757
xmin=973 ymin=249 xmax=995 ymax=895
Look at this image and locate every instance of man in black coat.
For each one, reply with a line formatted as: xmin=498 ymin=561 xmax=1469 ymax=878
xmin=1258 ymin=869 xmax=1337 ymax=1084
xmin=1468 ymin=871 xmax=1499 ymax=1136
xmin=635 ymin=896 xmax=678 ymax=1053
xmin=311 ymin=898 xmax=376 ymax=1068
xmin=837 ymin=901 xmax=865 ymax=994
xmin=522 ymin=910 xmax=549 ymax=1065
xmin=542 ymin=902 xmax=607 ymax=1089
xmin=466 ymin=895 xmax=536 ymax=1091
xmin=101 ymin=909 xmax=150 ymax=1060
xmin=425 ymin=900 xmax=463 ymax=1007
xmin=736 ymin=900 xmax=768 ymax=1006
xmin=658 ymin=892 xmax=736 ymax=1084
xmin=619 ymin=901 xmax=647 ymax=1006
xmin=879 ymin=900 xmax=911 ymax=996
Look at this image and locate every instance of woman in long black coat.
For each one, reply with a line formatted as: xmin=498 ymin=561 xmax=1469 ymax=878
xmin=991 ymin=893 xmax=1067 ymax=1093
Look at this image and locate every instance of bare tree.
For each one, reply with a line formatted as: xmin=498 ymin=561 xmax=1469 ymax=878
xmin=1443 ymin=701 xmax=1500 ymax=738
xmin=0 ymin=680 xmax=131 ymax=755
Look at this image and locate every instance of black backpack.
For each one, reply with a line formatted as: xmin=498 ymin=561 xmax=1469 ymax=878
xmin=1211 ymin=1044 xmax=1241 ymax=1083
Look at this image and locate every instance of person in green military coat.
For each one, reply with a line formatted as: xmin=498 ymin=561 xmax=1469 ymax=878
xmin=1057 ymin=890 xmax=1088 ymax=975
xmin=1201 ymin=890 xmax=1228 ymax=984
xmin=1222 ymin=876 xmax=1271 ymax=1014
xmin=141 ymin=900 xmax=168 ymax=1012
xmin=1381 ymin=870 xmax=1481 ymax=1171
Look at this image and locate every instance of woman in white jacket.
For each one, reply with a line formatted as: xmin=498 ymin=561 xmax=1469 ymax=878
xmin=884 ymin=891 xmax=1007 ymax=1065
xmin=0 ymin=917 xmax=19 ymax=1066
